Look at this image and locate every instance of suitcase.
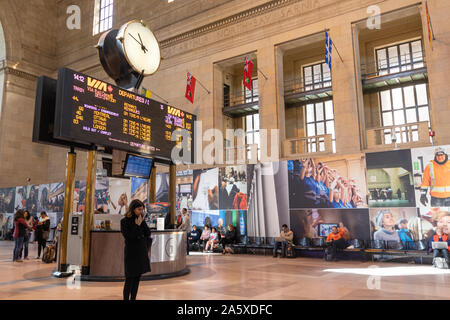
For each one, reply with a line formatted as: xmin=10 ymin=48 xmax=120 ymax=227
xmin=285 ymin=244 xmax=296 ymax=258
xmin=42 ymin=244 xmax=56 ymax=264
xmin=433 ymin=257 xmax=448 ymax=269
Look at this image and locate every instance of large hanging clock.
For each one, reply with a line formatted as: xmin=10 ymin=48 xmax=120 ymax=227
xmin=97 ymin=20 xmax=161 ymax=89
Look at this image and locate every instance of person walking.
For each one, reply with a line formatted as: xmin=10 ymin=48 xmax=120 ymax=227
xmin=120 ymin=199 xmax=151 ymax=301
xmin=36 ymin=212 xmax=50 ymax=259
xmin=178 ymin=208 xmax=191 ymax=255
xmin=13 ymin=210 xmax=29 ymax=262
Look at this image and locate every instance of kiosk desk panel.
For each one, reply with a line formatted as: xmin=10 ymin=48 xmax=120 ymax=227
xmin=87 ymin=230 xmax=188 ymax=281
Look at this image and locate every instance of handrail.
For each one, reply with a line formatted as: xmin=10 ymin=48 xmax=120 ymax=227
xmin=361 ymin=50 xmax=426 ymax=78
xmin=224 ymin=88 xmax=258 ymax=108
xmin=366 ymin=121 xmax=430 ymax=147
xmin=224 ymin=144 xmax=258 ymax=164
xmin=283 ymin=78 xmax=332 ymax=96
xmin=284 ymin=134 xmax=333 ymax=156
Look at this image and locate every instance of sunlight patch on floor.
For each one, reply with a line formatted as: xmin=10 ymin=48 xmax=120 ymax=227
xmin=323 ymin=266 xmax=450 ymax=276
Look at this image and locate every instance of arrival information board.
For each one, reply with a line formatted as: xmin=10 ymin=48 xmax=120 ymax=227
xmin=54 ymin=68 xmax=195 ymax=162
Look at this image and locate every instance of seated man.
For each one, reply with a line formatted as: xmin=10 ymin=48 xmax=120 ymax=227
xmin=273 ymin=224 xmax=294 ymax=258
xmin=325 ymin=226 xmax=347 ymax=261
xmin=429 ymin=226 xmax=450 ymax=265
xmin=188 ymin=225 xmax=201 ymax=249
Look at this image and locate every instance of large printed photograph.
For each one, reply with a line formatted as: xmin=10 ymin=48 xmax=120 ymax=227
xmin=366 ymin=150 xmax=416 ymax=207
xmin=247 ymin=162 xmax=289 ymax=238
xmin=0 ymin=188 xmax=16 ymax=213
xmin=289 ymin=208 xmax=371 ymax=243
xmin=369 ymin=208 xmax=421 ymax=244
xmin=192 ymin=168 xmax=218 ymax=210
xmin=411 ymin=145 xmax=450 ymax=208
xmin=219 ymin=165 xmax=247 ymax=210
xmin=288 ymin=156 xmax=367 ymax=209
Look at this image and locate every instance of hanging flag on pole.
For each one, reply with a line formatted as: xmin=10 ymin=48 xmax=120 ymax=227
xmin=243 ymin=57 xmax=254 ymax=91
xmin=141 ymin=87 xmax=152 ymax=99
xmin=425 ymin=1 xmax=434 ymax=50
xmin=185 ymin=72 xmax=196 ymax=104
xmin=325 ymin=30 xmax=333 ymax=70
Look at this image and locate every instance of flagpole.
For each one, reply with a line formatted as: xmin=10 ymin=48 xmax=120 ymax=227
xmin=426 ymin=1 xmax=436 ymax=40
xmin=187 ymin=71 xmax=211 ymax=94
xmin=325 ymin=29 xmax=344 ymax=63
xmin=257 ymin=68 xmax=268 ymax=81
xmin=148 ymin=91 xmax=169 ymax=104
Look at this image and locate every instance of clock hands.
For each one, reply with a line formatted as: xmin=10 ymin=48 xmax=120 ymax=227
xmin=128 ymin=33 xmax=148 ymax=53
xmin=138 ymin=33 xmax=148 ymax=53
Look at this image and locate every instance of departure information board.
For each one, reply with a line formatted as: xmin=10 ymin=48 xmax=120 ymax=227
xmin=54 ymin=68 xmax=195 ymax=162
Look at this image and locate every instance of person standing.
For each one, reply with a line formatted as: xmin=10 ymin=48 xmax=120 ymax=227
xmin=13 ymin=210 xmax=29 ymax=262
xmin=36 ymin=212 xmax=50 ymax=259
xmin=178 ymin=208 xmax=191 ymax=255
xmin=120 ymin=199 xmax=151 ymax=301
xmin=21 ymin=211 xmax=33 ymax=260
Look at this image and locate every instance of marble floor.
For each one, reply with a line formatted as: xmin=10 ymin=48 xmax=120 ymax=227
xmin=1 ymin=240 xmax=450 ymax=300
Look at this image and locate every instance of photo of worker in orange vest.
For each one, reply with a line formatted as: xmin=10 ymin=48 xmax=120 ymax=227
xmin=419 ymin=147 xmax=450 ymax=207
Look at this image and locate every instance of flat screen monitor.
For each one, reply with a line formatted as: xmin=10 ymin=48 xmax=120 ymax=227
xmin=123 ymin=154 xmax=153 ymax=179
xmin=318 ymin=223 xmax=338 ymax=238
xmin=179 ymin=184 xmax=192 ymax=194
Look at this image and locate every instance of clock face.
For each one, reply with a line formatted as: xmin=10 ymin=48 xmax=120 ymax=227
xmin=118 ymin=21 xmax=161 ymax=76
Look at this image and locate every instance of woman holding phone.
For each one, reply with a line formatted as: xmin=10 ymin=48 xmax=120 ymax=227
xmin=120 ymin=199 xmax=151 ymax=300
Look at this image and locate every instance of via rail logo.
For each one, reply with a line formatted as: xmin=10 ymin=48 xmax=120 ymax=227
xmin=165 ymin=237 xmax=176 ymax=259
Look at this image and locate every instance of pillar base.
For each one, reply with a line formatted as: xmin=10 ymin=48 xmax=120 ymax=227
xmin=81 ymin=266 xmax=90 ymax=276
xmin=52 ymin=269 xmax=74 ymax=278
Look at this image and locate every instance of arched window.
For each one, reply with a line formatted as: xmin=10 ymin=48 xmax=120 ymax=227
xmin=93 ymin=0 xmax=114 ymax=35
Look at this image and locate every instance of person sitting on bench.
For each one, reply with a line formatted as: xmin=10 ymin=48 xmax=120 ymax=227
xmin=221 ymin=224 xmax=236 ymax=254
xmin=273 ymin=224 xmax=293 ymax=258
xmin=326 ymin=226 xmax=347 ymax=261
xmin=188 ymin=225 xmax=201 ymax=249
xmin=429 ymin=226 xmax=450 ymax=264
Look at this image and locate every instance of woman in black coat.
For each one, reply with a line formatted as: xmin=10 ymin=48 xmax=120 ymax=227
xmin=221 ymin=224 xmax=237 ymax=254
xmin=120 ymin=199 xmax=151 ymax=300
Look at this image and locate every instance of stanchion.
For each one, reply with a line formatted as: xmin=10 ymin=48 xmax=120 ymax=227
xmin=52 ymin=147 xmax=76 ymax=278
xmin=81 ymin=148 xmax=97 ymax=276
xmin=149 ymin=166 xmax=156 ymax=204
xmin=169 ymin=163 xmax=177 ymax=227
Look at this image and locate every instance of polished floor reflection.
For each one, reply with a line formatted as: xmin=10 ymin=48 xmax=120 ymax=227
xmin=0 ymin=241 xmax=449 ymax=300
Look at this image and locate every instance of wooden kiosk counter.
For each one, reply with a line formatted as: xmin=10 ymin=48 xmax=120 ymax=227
xmin=83 ymin=229 xmax=189 ymax=281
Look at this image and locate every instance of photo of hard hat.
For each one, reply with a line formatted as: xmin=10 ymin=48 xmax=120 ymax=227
xmin=435 ymin=147 xmax=446 ymax=156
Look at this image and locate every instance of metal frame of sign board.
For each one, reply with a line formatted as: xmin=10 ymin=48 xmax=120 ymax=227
xmin=54 ymin=68 xmax=196 ymax=163
xmin=33 ymin=76 xmax=93 ymax=151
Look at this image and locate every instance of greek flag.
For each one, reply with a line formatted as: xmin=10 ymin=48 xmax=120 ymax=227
xmin=325 ymin=31 xmax=332 ymax=70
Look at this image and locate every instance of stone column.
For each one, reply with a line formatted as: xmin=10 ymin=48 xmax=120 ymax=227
xmin=329 ymin=25 xmax=362 ymax=154
xmin=257 ymin=44 xmax=281 ymax=162
xmin=419 ymin=0 xmax=450 ymax=146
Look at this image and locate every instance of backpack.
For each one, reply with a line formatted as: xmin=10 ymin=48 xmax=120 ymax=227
xmin=42 ymin=244 xmax=56 ymax=263
xmin=433 ymin=257 xmax=448 ymax=269
xmin=285 ymin=244 xmax=296 ymax=258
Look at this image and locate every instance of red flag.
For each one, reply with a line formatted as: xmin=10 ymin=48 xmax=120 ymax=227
xmin=243 ymin=57 xmax=254 ymax=91
xmin=425 ymin=1 xmax=433 ymax=50
xmin=185 ymin=72 xmax=196 ymax=103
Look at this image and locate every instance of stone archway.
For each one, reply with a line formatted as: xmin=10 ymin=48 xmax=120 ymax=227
xmin=0 ymin=0 xmax=23 ymax=63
